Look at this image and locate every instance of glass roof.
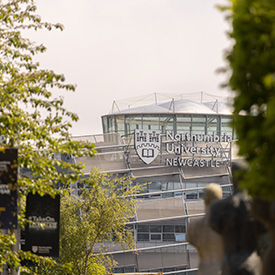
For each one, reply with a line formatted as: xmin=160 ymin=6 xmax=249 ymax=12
xmin=109 ymin=98 xmax=233 ymax=115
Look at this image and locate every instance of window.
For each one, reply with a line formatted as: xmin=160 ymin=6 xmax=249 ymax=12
xmin=163 ymin=225 xmax=174 ymax=232
xmin=107 ymin=116 xmax=115 ymax=133
xmin=137 ymin=233 xmax=149 ymax=241
xmin=150 ymin=234 xmax=162 ymax=241
xmin=150 ymin=225 xmax=161 ymax=232
xmin=102 ymin=116 xmax=108 ymax=133
xmin=116 ymin=115 xmax=125 ymax=135
xmin=160 ymin=115 xmax=174 ymax=133
xmin=138 ymin=225 xmax=149 ymax=232
xmin=221 ymin=116 xmax=233 ymax=137
xmin=176 ymin=115 xmax=191 ymax=134
xmin=163 ymin=233 xmax=175 ymax=241
xmin=125 ymin=115 xmax=142 ymax=136
xmin=207 ymin=115 xmax=219 ymax=135
xmin=142 ymin=115 xmax=160 ymax=130
xmin=192 ymin=115 xmax=206 ymax=135
xmin=149 ymin=182 xmax=161 ymax=191
xmin=137 ymin=225 xmax=149 ymax=241
xmin=175 ymin=225 xmax=185 ymax=233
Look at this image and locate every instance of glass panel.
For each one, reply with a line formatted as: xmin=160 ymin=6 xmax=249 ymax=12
xmin=116 ymin=115 xmax=125 ymax=135
xmin=150 ymin=225 xmax=162 ymax=232
xmin=107 ymin=116 xmax=115 ymax=133
xmin=207 ymin=115 xmax=218 ymax=135
xmin=167 ymin=182 xmax=174 ymax=190
xmin=125 ymin=115 xmax=142 ymax=136
xmin=174 ymin=182 xmax=182 ymax=190
xmin=175 ymin=191 xmax=183 ymax=197
xmin=185 ymin=183 xmax=197 ymax=189
xmin=137 ymin=233 xmax=149 ymax=241
xmin=221 ymin=116 xmax=233 ymax=136
xmin=161 ymin=182 xmax=167 ymax=191
xmin=163 ymin=233 xmax=175 ymax=241
xmin=162 ymin=192 xmax=173 ymax=198
xmin=149 ymin=182 xmax=161 ymax=191
xmin=163 ymin=225 xmax=174 ymax=232
xmin=175 ymin=225 xmax=185 ymax=233
xmin=160 ymin=115 xmax=174 ymax=133
xmin=198 ymin=183 xmax=207 ymax=187
xmin=102 ymin=116 xmax=108 ymax=133
xmin=150 ymin=234 xmax=162 ymax=241
xmin=142 ymin=115 xmax=160 ymax=130
xmin=192 ymin=115 xmax=206 ymax=135
xmin=177 ymin=115 xmax=192 ymax=134
xmin=175 ymin=233 xmax=186 ymax=242
xmin=186 ymin=192 xmax=198 ymax=199
xmin=137 ymin=225 xmax=149 ymax=232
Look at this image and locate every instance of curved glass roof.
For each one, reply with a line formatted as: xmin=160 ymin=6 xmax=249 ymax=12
xmin=159 ymin=99 xmax=216 ymax=114
xmin=109 ymin=98 xmax=233 ymax=115
xmin=111 ymin=103 xmax=171 ymax=114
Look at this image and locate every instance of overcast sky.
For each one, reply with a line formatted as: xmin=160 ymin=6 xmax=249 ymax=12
xmin=32 ymin=0 xmax=231 ymax=136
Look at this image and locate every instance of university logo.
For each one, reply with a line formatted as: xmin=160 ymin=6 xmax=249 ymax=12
xmin=134 ymin=129 xmax=161 ymax=164
xmin=32 ymin=246 xmax=38 ymax=253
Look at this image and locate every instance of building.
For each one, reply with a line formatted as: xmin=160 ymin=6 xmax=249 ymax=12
xmin=73 ymin=92 xmax=236 ymax=275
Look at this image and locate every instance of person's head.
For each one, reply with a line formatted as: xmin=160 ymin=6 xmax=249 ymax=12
xmin=203 ymin=183 xmax=223 ymax=206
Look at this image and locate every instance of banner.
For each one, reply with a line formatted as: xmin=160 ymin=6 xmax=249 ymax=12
xmin=25 ymin=193 xmax=60 ymax=257
xmin=0 ymin=148 xmax=18 ymax=229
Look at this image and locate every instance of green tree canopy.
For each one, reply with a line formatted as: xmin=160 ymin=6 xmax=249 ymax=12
xmin=223 ymin=0 xmax=275 ymax=198
xmin=0 ymin=0 xmax=96 ymax=272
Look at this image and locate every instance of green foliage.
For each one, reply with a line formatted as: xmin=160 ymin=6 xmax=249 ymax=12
xmin=224 ymin=0 xmax=275 ymax=198
xmin=33 ymin=169 xmax=141 ymax=275
xmin=0 ymin=232 xmax=19 ymax=270
xmin=0 ymin=0 xmax=96 ymax=273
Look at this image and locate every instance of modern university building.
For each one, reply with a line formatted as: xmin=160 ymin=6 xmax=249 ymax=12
xmin=73 ymin=92 xmax=237 ymax=275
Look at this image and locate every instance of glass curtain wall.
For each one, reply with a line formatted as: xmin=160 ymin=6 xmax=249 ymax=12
xmin=102 ymin=114 xmax=234 ymax=139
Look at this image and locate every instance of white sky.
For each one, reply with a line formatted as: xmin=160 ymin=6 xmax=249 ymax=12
xmin=32 ymin=0 xmax=231 ymax=136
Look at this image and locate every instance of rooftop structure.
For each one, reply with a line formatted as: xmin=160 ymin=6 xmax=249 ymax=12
xmin=102 ymin=92 xmax=235 ymax=140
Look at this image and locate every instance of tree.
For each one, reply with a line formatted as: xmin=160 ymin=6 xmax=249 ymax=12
xmin=33 ymin=169 xmax=141 ymax=275
xmin=0 ymin=0 xmax=96 ymax=273
xmin=222 ymin=0 xmax=275 ymax=199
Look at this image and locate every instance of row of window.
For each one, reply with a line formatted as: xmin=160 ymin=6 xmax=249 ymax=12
xmin=136 ymin=182 xmax=232 ymax=200
xmin=136 ymin=224 xmax=186 ymax=242
xmin=137 ymin=232 xmax=186 ymax=242
xmin=113 ymin=265 xmax=193 ymax=274
xmin=102 ymin=114 xmax=234 ymax=138
xmin=137 ymin=224 xmax=186 ymax=233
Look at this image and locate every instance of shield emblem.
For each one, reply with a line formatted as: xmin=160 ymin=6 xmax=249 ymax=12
xmin=134 ymin=129 xmax=161 ymax=164
xmin=32 ymin=246 xmax=38 ymax=253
